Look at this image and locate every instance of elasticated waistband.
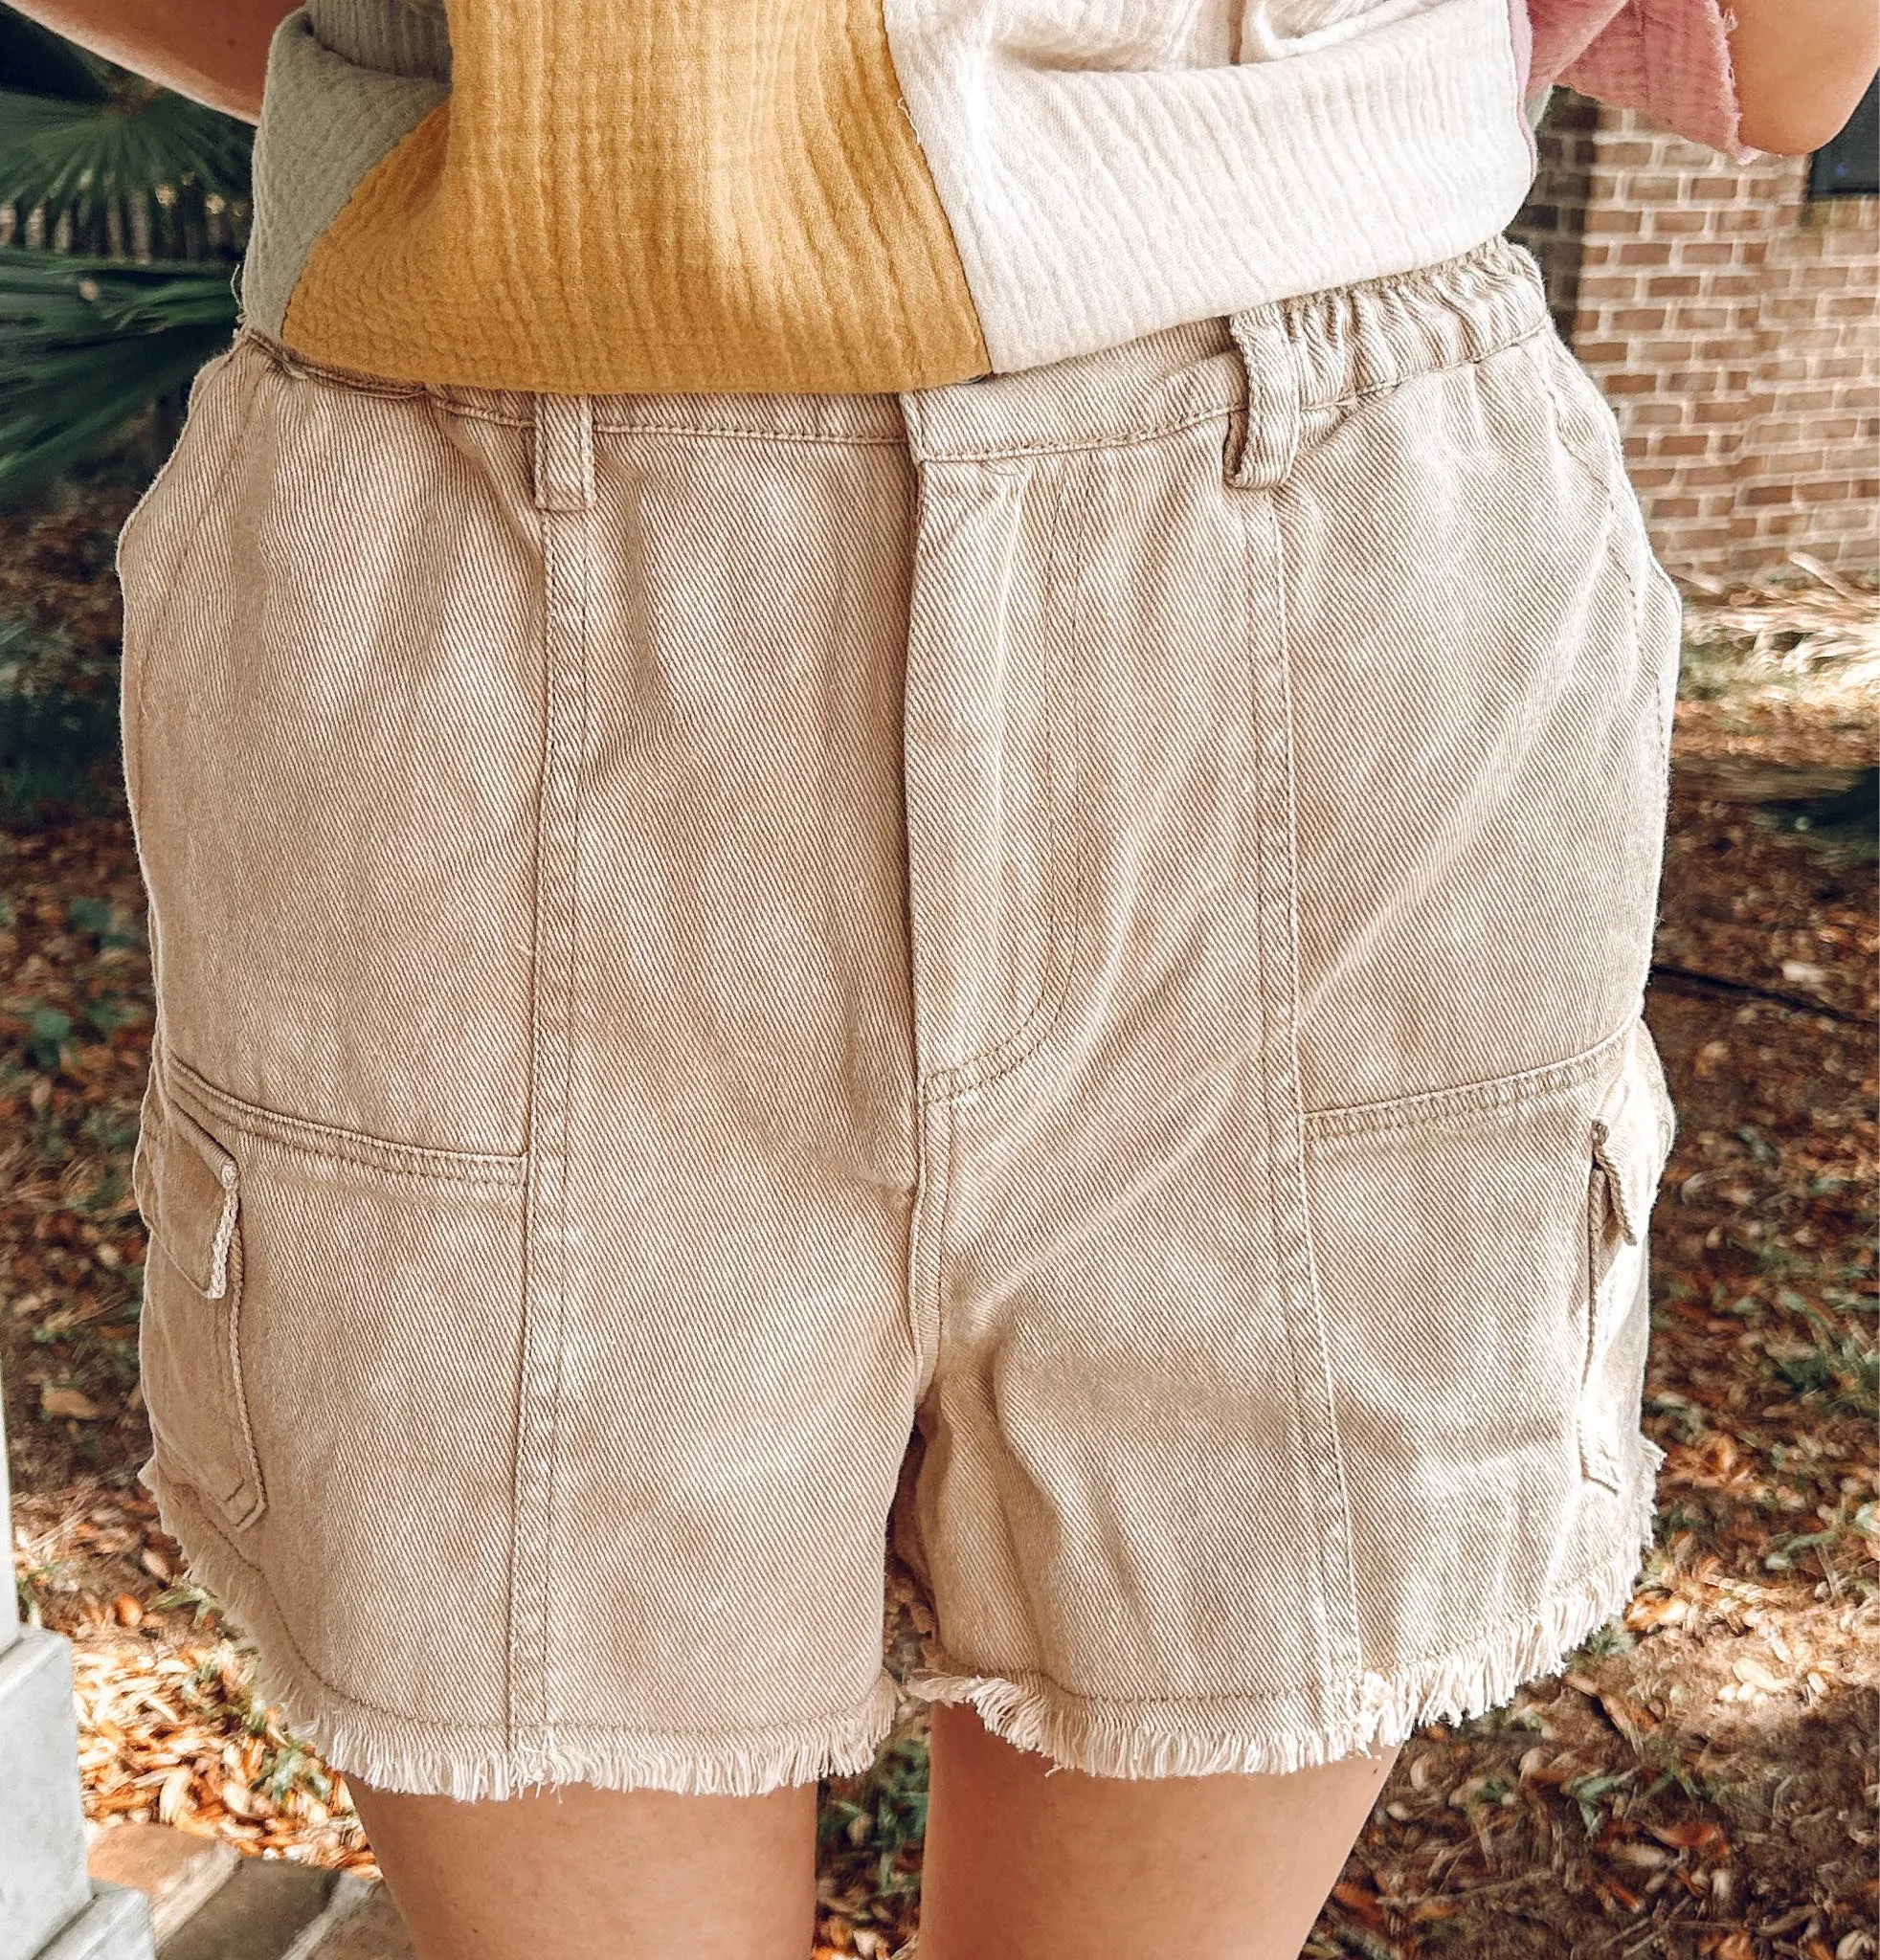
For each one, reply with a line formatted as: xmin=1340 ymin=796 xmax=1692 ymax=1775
xmin=240 ymin=229 xmax=1554 ymax=463
xmin=897 ymin=228 xmax=1555 ymax=464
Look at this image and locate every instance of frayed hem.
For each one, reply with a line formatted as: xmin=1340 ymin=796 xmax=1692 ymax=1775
xmin=907 ymin=1454 xmax=1662 ymax=1782
xmin=144 ymin=1463 xmax=903 ymax=1800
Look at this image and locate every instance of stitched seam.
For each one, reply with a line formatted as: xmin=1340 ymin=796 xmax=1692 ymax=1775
xmin=144 ymin=1232 xmax=264 ymax=1522
xmin=507 ymin=473 xmax=589 ymax=1736
xmin=222 ymin=1228 xmax=266 ymax=1526
xmin=1533 ymin=335 xmax=1645 ymax=643
xmin=1303 ymin=1022 xmax=1634 ymax=1139
xmin=922 ymin=463 xmax=1093 ymax=1101
xmin=239 ymin=323 xmax=1556 ymax=459
xmin=1579 ymin=1152 xmax=1608 ymax=1482
xmin=123 ymin=345 xmax=266 ymax=809
xmin=931 ymin=1102 xmax=958 ymax=1403
xmin=242 ymin=324 xmax=909 ymax=446
xmin=504 ymin=486 xmax=556 ymax=1764
xmin=1256 ymin=479 xmax=1362 ymax=1689
xmin=241 ymin=324 xmax=432 ymax=399
xmin=920 ymin=466 xmax=1071 ymax=1089
xmin=1641 ymin=551 xmax=1680 ymax=789
xmin=920 ymin=319 xmax=1555 ymax=469
xmin=165 ymin=1056 xmax=526 ymax=1182
xmin=537 ymin=486 xmax=593 ymax=1736
xmin=904 ymin=1102 xmax=940 ymax=1403
xmin=1251 ymin=501 xmax=1337 ymax=1690
xmin=590 ymin=421 xmax=906 ymax=448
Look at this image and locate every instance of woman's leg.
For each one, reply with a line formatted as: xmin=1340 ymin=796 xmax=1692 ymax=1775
xmin=348 ymin=1779 xmax=817 ymax=1960
xmin=916 ymin=1705 xmax=1396 ymax=1960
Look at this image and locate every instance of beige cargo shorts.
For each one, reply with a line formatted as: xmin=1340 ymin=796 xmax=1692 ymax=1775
xmin=118 ymin=228 xmax=1681 ymax=1798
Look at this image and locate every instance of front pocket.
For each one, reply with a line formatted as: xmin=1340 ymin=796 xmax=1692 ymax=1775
xmin=1578 ymin=1018 xmax=1677 ymax=1492
xmin=134 ymin=1063 xmax=266 ymax=1529
xmin=123 ymin=347 xmax=546 ymax=1156
xmin=115 ymin=337 xmax=248 ymax=578
xmin=117 ymin=337 xmax=261 ymax=712
xmin=1285 ymin=329 xmax=1682 ymax=1110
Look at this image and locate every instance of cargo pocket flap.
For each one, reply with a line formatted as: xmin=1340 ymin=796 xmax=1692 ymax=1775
xmin=145 ymin=1097 xmax=241 ymax=1300
xmin=1590 ymin=1026 xmax=1676 ymax=1246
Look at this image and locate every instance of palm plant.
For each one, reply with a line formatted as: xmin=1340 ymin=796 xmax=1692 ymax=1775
xmin=0 ymin=3 xmax=253 ymax=502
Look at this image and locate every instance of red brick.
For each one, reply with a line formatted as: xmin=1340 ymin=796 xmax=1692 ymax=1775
xmin=1604 ymin=307 xmax=1670 ymax=332
xmin=1645 ymin=209 xmax=1711 ymax=238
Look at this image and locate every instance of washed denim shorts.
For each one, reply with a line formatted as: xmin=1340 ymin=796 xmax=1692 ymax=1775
xmin=119 ymin=227 xmax=1680 ymax=1798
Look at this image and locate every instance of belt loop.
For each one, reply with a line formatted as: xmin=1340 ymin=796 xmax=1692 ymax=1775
xmin=532 ymin=390 xmax=595 ymax=512
xmin=1225 ymin=309 xmax=1302 ymax=492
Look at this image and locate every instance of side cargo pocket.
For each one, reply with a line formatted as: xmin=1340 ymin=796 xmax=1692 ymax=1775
xmin=133 ymin=1061 xmax=266 ymax=1530
xmin=1578 ymin=1018 xmax=1677 ymax=1493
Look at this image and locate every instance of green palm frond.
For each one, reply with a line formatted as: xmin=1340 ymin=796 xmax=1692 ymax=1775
xmin=0 ymin=83 xmax=253 ymax=234
xmin=0 ymin=7 xmax=253 ymax=502
xmin=0 ymin=4 xmax=252 ymax=256
xmin=0 ymin=248 xmax=236 ymax=501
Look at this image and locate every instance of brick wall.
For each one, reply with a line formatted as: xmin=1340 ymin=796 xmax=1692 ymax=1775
xmin=1511 ymin=91 xmax=1879 ymax=582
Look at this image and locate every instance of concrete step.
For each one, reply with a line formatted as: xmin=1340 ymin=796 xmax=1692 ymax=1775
xmin=85 ymin=1830 xmax=411 ymax=1960
xmin=87 ymin=1828 xmax=235 ymax=1949
xmin=1 ymin=1630 xmax=108 ymax=1960
xmin=289 ymin=1886 xmax=413 ymax=1960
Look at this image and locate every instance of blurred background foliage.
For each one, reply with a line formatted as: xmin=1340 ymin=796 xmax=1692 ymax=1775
xmin=0 ymin=0 xmax=251 ymax=506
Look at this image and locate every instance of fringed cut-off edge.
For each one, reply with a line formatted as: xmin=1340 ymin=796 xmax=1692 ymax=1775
xmin=907 ymin=1451 xmax=1663 ymax=1784
xmin=143 ymin=1463 xmax=903 ymax=1801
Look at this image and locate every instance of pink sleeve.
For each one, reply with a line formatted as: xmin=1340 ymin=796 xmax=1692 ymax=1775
xmin=1527 ymin=0 xmax=1761 ymax=163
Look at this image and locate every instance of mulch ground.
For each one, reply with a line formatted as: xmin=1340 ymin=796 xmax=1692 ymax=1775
xmin=4 ymin=480 xmax=1874 ymax=1960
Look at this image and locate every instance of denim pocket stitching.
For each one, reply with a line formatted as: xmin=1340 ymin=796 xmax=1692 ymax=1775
xmin=120 ymin=338 xmax=267 ymax=823
xmin=166 ymin=1047 xmax=527 ymax=1186
xmin=1577 ymin=1029 xmax=1675 ymax=1492
xmin=137 ymin=1079 xmax=268 ymax=1529
xmin=923 ymin=460 xmax=1091 ymax=1099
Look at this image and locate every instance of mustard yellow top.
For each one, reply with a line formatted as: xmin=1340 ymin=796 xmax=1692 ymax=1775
xmin=242 ymin=0 xmax=1559 ymax=394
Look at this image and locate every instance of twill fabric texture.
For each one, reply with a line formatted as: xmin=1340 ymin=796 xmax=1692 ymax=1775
xmin=119 ymin=229 xmax=1682 ymax=1797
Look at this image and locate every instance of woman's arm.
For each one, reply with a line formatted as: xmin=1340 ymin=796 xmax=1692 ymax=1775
xmin=1727 ymin=0 xmax=1880 ymax=156
xmin=1536 ymin=0 xmax=1878 ymax=164
xmin=5 ymin=1 xmax=297 ymax=122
